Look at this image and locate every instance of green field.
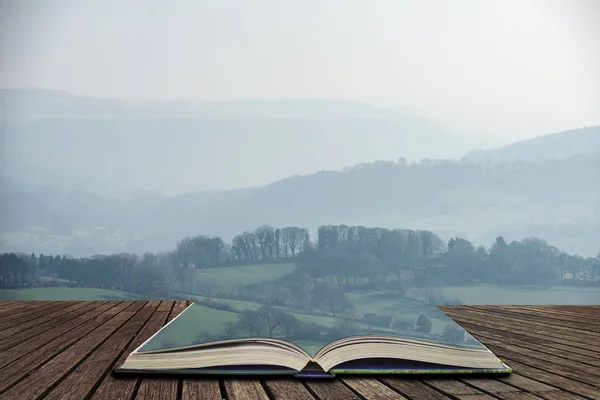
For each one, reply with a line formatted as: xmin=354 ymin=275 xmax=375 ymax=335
xmin=0 ymin=287 xmax=139 ymax=301
xmin=197 ymin=263 xmax=296 ymax=293
xmin=188 ymin=294 xmax=418 ymax=335
xmin=183 ymin=294 xmax=264 ymax=311
xmin=441 ymin=285 xmax=600 ymax=305
xmin=139 ymin=304 xmax=239 ymax=351
xmin=185 ymin=294 xmax=347 ymax=328
xmin=347 ymin=291 xmax=448 ymax=333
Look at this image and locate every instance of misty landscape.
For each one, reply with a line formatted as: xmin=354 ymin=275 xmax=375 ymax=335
xmin=2 ymin=93 xmax=599 ymax=258
xmin=1 ymin=0 xmax=599 ymax=350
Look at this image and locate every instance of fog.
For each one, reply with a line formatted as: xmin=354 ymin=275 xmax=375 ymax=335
xmin=2 ymin=0 xmax=599 ymax=138
xmin=0 ymin=1 xmax=599 ymax=308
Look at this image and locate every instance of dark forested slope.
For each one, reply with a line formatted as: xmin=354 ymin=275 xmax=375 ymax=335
xmin=2 ymin=151 xmax=598 ymax=257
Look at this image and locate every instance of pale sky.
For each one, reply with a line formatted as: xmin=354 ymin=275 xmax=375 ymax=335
xmin=1 ymin=0 xmax=599 ymax=139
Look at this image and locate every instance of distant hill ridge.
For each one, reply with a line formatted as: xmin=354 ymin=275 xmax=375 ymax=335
xmin=466 ymin=126 xmax=600 ymax=162
xmin=0 ymin=88 xmax=402 ymax=119
xmin=1 ymin=150 xmax=598 ymax=258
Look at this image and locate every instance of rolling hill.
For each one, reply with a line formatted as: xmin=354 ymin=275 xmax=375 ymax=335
xmin=465 ymin=126 xmax=600 ymax=162
xmin=2 ymin=90 xmax=598 ymax=257
xmin=1 ymin=89 xmax=497 ymax=196
xmin=1 ymin=150 xmax=598 ymax=257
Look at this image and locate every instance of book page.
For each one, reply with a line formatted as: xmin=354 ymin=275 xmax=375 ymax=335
xmin=137 ymin=301 xmax=488 ymax=357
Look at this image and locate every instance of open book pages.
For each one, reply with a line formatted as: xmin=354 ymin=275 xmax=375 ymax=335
xmin=117 ymin=302 xmax=511 ymax=376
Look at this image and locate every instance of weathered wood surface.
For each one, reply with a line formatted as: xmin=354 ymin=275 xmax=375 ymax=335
xmin=0 ymin=302 xmax=597 ymax=399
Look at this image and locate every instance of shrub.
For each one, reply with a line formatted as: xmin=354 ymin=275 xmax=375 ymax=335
xmin=415 ymin=314 xmax=432 ymax=333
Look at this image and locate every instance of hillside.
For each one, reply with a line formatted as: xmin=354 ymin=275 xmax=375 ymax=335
xmin=2 ymin=91 xmax=597 ymax=256
xmin=466 ymin=126 xmax=600 ymax=162
xmin=1 ymin=151 xmax=598 ymax=257
xmin=1 ymin=89 xmax=497 ymax=195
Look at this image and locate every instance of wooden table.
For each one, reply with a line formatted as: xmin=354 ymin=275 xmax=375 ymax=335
xmin=0 ymin=302 xmax=598 ymax=400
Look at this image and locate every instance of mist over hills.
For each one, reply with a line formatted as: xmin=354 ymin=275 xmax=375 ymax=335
xmin=466 ymin=126 xmax=600 ymax=162
xmin=1 ymin=89 xmax=598 ymax=257
xmin=1 ymin=146 xmax=598 ymax=258
xmin=1 ymin=89 xmax=499 ymax=195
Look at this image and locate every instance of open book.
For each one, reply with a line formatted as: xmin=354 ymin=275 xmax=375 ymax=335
xmin=116 ymin=303 xmax=511 ymax=377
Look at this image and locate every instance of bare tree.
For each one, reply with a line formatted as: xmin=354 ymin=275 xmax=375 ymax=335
xmin=257 ymin=304 xmax=285 ymax=337
xmin=254 ymin=225 xmax=275 ymax=260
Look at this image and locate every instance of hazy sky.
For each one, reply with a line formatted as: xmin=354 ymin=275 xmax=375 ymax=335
xmin=1 ymin=0 xmax=599 ymax=139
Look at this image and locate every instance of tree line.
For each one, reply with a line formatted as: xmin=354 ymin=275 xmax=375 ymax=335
xmin=1 ymin=223 xmax=598 ymax=294
xmin=303 ymin=225 xmax=600 ymax=288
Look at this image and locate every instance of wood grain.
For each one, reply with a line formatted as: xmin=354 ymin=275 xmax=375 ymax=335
xmin=264 ymin=379 xmax=316 ymax=400
xmin=0 ymin=301 xmax=127 ymax=394
xmin=1 ymin=302 xmax=598 ymax=400
xmin=343 ymin=377 xmax=408 ymax=399
xmin=182 ymin=379 xmax=222 ymax=400
xmin=225 ymin=380 xmax=270 ymax=400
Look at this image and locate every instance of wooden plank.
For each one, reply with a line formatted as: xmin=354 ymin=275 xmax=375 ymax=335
xmin=494 ymin=374 xmax=558 ymax=393
xmin=459 ymin=377 xmax=521 ymax=394
xmin=470 ymin=306 xmax=600 ymax=333
xmin=134 ymin=378 xmax=178 ymax=400
xmin=0 ymin=301 xmax=57 ymax=319
xmin=0 ymin=301 xmax=40 ymax=316
xmin=0 ymin=300 xmax=67 ymax=321
xmin=0 ymin=301 xmax=141 ymax=400
xmin=224 ymin=380 xmax=269 ymax=400
xmin=167 ymin=300 xmax=188 ymax=323
xmin=504 ymin=306 xmax=600 ymax=324
xmin=536 ymin=391 xmax=590 ymax=400
xmin=381 ymin=378 xmax=453 ymax=399
xmin=2 ymin=303 xmax=599 ymax=400
xmin=264 ymin=379 xmax=316 ymax=400
xmin=450 ymin=306 xmax=600 ymax=347
xmin=135 ymin=301 xmax=180 ymax=400
xmin=496 ymin=360 xmax=600 ymax=400
xmin=91 ymin=301 xmax=165 ymax=400
xmin=482 ymin=343 xmax=600 ymax=387
xmin=157 ymin=301 xmax=174 ymax=313
xmin=182 ymin=379 xmax=222 ymax=400
xmin=0 ymin=301 xmax=72 ymax=328
xmin=425 ymin=379 xmax=486 ymax=396
xmin=456 ymin=395 xmax=498 ymax=400
xmin=447 ymin=320 xmax=600 ymax=367
xmin=342 ymin=377 xmax=408 ymax=399
xmin=0 ymin=301 xmax=104 ymax=362
xmin=441 ymin=310 xmax=600 ymax=356
xmin=511 ymin=306 xmax=600 ymax=322
xmin=304 ymin=380 xmax=362 ymax=400
xmin=544 ymin=305 xmax=600 ymax=318
xmin=473 ymin=334 xmax=600 ymax=376
xmin=0 ymin=301 xmax=128 ymax=394
xmin=445 ymin=307 xmax=600 ymax=349
xmin=494 ymin=394 xmax=544 ymax=400
xmin=0 ymin=300 xmax=96 ymax=342
xmin=0 ymin=301 xmax=70 ymax=328
xmin=44 ymin=301 xmax=156 ymax=400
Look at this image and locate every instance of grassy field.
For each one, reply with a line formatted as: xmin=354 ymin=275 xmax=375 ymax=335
xmin=139 ymin=304 xmax=239 ymax=352
xmin=187 ymin=294 xmax=420 ymax=334
xmin=347 ymin=291 xmax=448 ymax=333
xmin=185 ymin=294 xmax=349 ymax=329
xmin=197 ymin=263 xmax=296 ymax=293
xmin=0 ymin=287 xmax=139 ymax=300
xmin=441 ymin=285 xmax=600 ymax=305
xmin=182 ymin=293 xmax=263 ymax=311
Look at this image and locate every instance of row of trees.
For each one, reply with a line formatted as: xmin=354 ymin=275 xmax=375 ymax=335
xmin=0 ymin=223 xmax=313 ymax=293
xmin=172 ymin=225 xmax=311 ymax=270
xmin=1 ymin=223 xmax=598 ymax=292
xmin=304 ymin=225 xmax=600 ymax=287
xmin=232 ymin=226 xmax=310 ymax=261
